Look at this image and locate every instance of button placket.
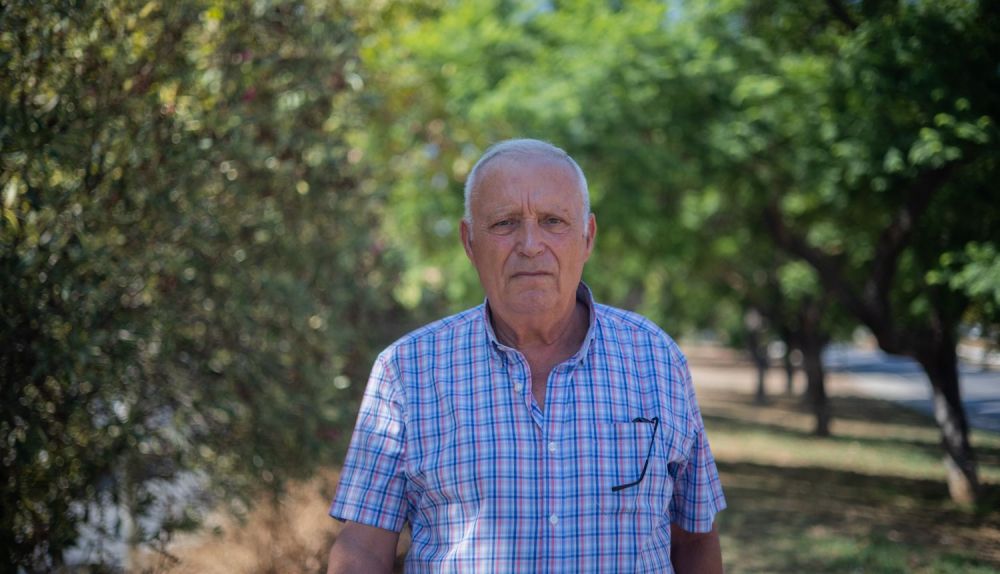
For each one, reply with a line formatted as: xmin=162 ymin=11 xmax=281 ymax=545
xmin=544 ymin=368 xmax=572 ymax=537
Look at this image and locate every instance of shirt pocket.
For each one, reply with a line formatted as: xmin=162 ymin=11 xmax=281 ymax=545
xmin=592 ymin=421 xmax=675 ymax=515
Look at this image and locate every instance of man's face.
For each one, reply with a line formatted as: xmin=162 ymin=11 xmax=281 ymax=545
xmin=461 ymin=155 xmax=596 ymax=319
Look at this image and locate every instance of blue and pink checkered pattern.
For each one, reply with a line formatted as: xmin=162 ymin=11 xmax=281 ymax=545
xmin=330 ymin=284 xmax=726 ymax=573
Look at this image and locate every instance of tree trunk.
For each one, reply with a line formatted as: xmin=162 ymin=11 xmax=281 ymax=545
xmin=801 ymin=337 xmax=830 ymax=437
xmin=783 ymin=345 xmax=797 ymax=396
xmin=747 ymin=339 xmax=769 ymax=405
xmin=754 ymin=351 xmax=768 ymax=404
xmin=760 ymin=160 xmax=976 ymax=503
xmin=745 ymin=309 xmax=769 ymax=404
xmin=916 ymin=345 xmax=978 ymax=504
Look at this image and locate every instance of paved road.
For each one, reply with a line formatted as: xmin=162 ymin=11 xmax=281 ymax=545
xmin=824 ymin=345 xmax=1000 ymax=434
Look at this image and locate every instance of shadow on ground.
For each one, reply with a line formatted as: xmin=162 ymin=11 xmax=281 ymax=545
xmin=700 ymin=389 xmax=1000 ymax=573
xmin=717 ymin=460 xmax=1000 ymax=572
xmin=701 ymin=391 xmax=1000 ymax=472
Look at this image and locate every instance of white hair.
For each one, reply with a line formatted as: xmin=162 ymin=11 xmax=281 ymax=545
xmin=462 ymin=138 xmax=591 ymax=227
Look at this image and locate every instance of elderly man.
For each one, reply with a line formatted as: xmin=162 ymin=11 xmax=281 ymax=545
xmin=327 ymin=139 xmax=726 ymax=573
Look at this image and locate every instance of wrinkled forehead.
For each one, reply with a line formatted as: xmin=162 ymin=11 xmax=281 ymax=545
xmin=472 ymin=154 xmax=583 ymax=207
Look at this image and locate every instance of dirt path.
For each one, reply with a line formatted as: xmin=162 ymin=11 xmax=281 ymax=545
xmin=682 ymin=341 xmax=855 ymax=398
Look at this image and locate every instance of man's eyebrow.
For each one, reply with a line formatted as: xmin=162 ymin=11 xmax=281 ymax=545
xmin=483 ymin=207 xmax=520 ymax=219
xmin=539 ymin=206 xmax=575 ymax=218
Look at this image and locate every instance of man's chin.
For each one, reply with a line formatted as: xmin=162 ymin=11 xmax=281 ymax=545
xmin=504 ymin=288 xmax=561 ymax=314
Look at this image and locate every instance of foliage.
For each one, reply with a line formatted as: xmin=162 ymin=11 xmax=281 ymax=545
xmin=710 ymin=0 xmax=1000 ymax=498
xmin=356 ymin=0 xmax=846 ymax=349
xmin=930 ymin=242 xmax=1000 ymax=344
xmin=1 ymin=0 xmax=401 ymax=569
xmin=355 ymin=0 xmax=727 ymax=331
xmin=357 ymin=0 xmax=998 ymax=498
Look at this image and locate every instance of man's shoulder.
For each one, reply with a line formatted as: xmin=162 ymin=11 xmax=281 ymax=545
xmin=593 ymin=303 xmax=684 ymax=356
xmin=594 ymin=303 xmax=672 ymax=340
xmin=380 ymin=305 xmax=484 ymax=358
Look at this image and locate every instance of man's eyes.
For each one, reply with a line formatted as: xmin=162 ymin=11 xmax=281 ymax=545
xmin=487 ymin=216 xmax=570 ymax=232
xmin=491 ymin=219 xmax=515 ymax=229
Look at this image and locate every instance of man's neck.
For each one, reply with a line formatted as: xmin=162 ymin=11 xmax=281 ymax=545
xmin=491 ymin=298 xmax=589 ymax=357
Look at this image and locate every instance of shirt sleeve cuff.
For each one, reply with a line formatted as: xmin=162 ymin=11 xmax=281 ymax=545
xmin=329 ymin=499 xmax=407 ymax=533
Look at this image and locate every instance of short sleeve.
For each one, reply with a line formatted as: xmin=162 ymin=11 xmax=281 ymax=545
xmin=668 ymin=358 xmax=727 ymax=532
xmin=329 ymin=353 xmax=408 ymax=532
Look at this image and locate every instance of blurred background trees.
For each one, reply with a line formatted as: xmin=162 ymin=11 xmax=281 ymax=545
xmin=356 ymin=0 xmax=999 ymax=503
xmin=2 ymin=0 xmax=998 ymax=569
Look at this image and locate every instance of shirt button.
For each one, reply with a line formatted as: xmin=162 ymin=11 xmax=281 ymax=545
xmin=514 ymin=383 xmax=524 ymax=393
xmin=549 ymin=514 xmax=559 ymax=525
xmin=547 ymin=441 xmax=557 ymax=453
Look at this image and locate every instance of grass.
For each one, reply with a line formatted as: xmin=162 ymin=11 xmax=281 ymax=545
xmin=151 ymin=349 xmax=1000 ymax=573
xmin=703 ymin=392 xmax=1000 ymax=483
xmin=693 ymin=356 xmax=1000 ymax=574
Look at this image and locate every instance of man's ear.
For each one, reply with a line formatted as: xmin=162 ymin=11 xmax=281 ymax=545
xmin=460 ymin=219 xmax=475 ymax=261
xmin=584 ymin=213 xmax=597 ymax=260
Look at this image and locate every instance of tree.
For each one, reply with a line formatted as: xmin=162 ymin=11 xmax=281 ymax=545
xmin=1 ymin=1 xmax=401 ymax=569
xmin=728 ymin=0 xmax=1000 ymax=502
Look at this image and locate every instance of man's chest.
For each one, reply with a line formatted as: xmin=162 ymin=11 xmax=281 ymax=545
xmin=401 ymin=361 xmax=691 ymax=520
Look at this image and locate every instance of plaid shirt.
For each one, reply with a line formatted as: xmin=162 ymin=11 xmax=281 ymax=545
xmin=331 ymin=284 xmax=726 ymax=573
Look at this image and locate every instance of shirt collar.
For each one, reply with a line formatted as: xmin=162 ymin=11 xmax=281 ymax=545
xmin=480 ymin=282 xmax=597 ymax=364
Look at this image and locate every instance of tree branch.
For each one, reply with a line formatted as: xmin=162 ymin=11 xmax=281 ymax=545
xmin=865 ymin=163 xmax=956 ymax=322
xmin=762 ymin=196 xmax=874 ymax=326
xmin=764 ymin=160 xmax=961 ymax=354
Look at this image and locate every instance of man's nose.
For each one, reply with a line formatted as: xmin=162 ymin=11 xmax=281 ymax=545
xmin=516 ymin=220 xmax=544 ymax=257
